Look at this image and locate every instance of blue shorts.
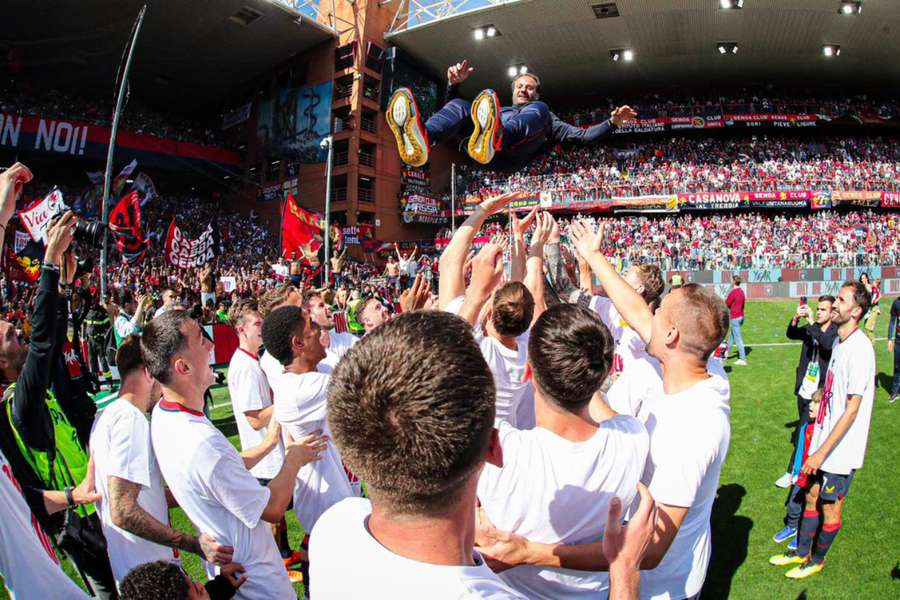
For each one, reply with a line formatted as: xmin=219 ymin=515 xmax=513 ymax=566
xmin=817 ymin=469 xmax=855 ymax=501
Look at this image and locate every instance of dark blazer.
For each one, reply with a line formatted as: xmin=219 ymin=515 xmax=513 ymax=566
xmin=786 ymin=318 xmax=838 ymax=395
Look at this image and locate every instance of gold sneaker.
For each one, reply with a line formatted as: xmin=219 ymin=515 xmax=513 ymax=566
xmin=467 ymin=89 xmax=503 ymax=165
xmin=386 ymin=87 xmax=429 ymax=167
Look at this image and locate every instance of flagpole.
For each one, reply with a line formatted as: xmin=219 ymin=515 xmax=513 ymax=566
xmin=322 ymin=135 xmax=334 ymax=287
xmin=100 ymin=4 xmax=147 ymax=300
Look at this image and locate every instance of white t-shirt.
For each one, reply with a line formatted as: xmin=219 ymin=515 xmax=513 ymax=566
xmin=270 ymin=370 xmax=354 ymax=533
xmin=477 ymin=418 xmax=649 ymax=599
xmin=310 ymin=498 xmax=527 ymax=599
xmin=318 ymin=330 xmax=358 ymax=374
xmin=228 ymin=349 xmax=284 ymax=479
xmin=259 ymin=349 xmax=284 ymax=390
xmin=474 ymin=327 xmax=531 ymax=428
xmin=636 ymin=375 xmax=731 ymax=600
xmin=150 ymin=399 xmax=294 ymax=600
xmin=808 ymin=329 xmax=876 ymax=475
xmin=0 ymin=449 xmax=88 ymax=600
xmin=607 ymin=355 xmax=729 ymax=419
xmin=589 ymin=296 xmax=647 ymax=376
xmin=90 ymin=399 xmax=176 ymax=583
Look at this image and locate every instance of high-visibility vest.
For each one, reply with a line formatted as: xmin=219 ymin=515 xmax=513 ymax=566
xmin=3 ymin=384 xmax=94 ymax=518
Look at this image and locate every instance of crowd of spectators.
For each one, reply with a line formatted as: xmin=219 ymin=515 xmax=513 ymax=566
xmin=0 ymin=82 xmax=229 ymax=147
xmin=556 ymin=88 xmax=899 ymax=124
xmin=436 ymin=210 xmax=899 ymax=271
xmin=450 ymin=135 xmax=900 ymax=201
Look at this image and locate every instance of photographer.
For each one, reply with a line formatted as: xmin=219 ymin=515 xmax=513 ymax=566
xmin=0 ymin=199 xmax=117 ymax=598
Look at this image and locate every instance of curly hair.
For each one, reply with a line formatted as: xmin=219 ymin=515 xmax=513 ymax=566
xmin=119 ymin=561 xmax=189 ymax=600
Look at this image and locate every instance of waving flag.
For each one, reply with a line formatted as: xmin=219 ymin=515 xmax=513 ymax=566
xmin=108 ymin=191 xmax=148 ymax=265
xmin=281 ymin=194 xmax=322 ymax=260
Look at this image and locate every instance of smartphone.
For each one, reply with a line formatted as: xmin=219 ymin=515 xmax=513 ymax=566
xmin=799 ymin=296 xmax=808 ymax=305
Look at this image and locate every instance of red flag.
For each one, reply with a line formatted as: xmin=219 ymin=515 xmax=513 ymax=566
xmin=108 ymin=191 xmax=148 ymax=265
xmin=281 ymin=194 xmax=322 ymax=260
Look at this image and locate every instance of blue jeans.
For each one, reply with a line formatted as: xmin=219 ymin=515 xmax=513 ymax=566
xmin=425 ymin=98 xmax=552 ymax=163
xmin=727 ymin=317 xmax=746 ymax=360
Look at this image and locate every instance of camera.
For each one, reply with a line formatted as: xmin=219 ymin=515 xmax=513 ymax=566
xmin=48 ymin=211 xmax=107 ymax=248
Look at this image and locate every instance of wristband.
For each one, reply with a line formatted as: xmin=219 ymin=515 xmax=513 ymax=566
xmin=65 ymin=486 xmax=76 ymax=507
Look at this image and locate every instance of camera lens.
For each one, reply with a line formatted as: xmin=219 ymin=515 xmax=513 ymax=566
xmin=73 ymin=220 xmax=107 ymax=248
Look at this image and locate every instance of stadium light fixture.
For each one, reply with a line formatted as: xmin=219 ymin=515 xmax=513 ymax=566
xmin=519 ymin=65 xmax=528 ymax=75
xmin=823 ymin=44 xmax=841 ymax=57
xmin=610 ymin=48 xmax=634 ymax=62
xmin=508 ymin=64 xmax=528 ymax=77
xmin=839 ymin=1 xmax=861 ymax=15
xmin=717 ymin=42 xmax=739 ymax=55
xmin=719 ymin=0 xmax=743 ymax=9
xmin=473 ymin=25 xmax=500 ymax=41
xmin=508 ymin=65 xmax=518 ymax=77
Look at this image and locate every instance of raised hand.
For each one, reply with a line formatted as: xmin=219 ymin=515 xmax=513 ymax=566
xmin=469 ymin=242 xmax=505 ymax=299
xmin=447 ymin=59 xmax=474 ymax=85
xmin=511 ymin=206 xmax=539 ymax=240
xmin=220 ymin=563 xmax=248 ymax=590
xmin=45 ymin=211 xmax=76 ymax=266
xmin=0 ymin=162 xmax=33 ymax=226
xmin=478 ymin=192 xmax=520 ymax=218
xmin=569 ymin=219 xmax=604 ymax=260
xmin=610 ymin=105 xmax=637 ymax=127
xmin=399 ymin=273 xmax=430 ymax=313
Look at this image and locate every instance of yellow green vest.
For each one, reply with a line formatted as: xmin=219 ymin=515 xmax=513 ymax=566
xmin=4 ymin=383 xmax=94 ymax=517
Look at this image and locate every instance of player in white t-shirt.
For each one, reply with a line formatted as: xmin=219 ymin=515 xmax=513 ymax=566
xmin=302 ymin=289 xmax=358 ymax=373
xmin=0 ymin=445 xmax=98 ymax=599
xmin=479 ymin=220 xmax=732 ymax=600
xmin=477 ymin=303 xmax=649 ymax=599
xmin=227 ymin=300 xmax=304 ymax=574
xmin=261 ymin=306 xmax=355 ymax=535
xmin=91 ymin=337 xmax=235 ymax=585
xmin=770 ymin=281 xmax=875 ymax=580
xmin=143 ymin=310 xmax=328 ymax=600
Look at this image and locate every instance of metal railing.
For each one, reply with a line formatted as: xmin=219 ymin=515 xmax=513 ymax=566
xmin=602 ymin=251 xmax=900 ymax=271
xmin=332 ymin=188 xmax=348 ymax=202
xmin=359 ymin=151 xmax=375 ymax=167
xmin=361 ymin=116 xmax=377 ymax=133
xmin=358 ymin=188 xmax=375 ymax=202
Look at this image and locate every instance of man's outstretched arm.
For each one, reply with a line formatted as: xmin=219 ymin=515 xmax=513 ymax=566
xmin=438 ymin=192 xmax=517 ymax=311
xmin=569 ymin=220 xmax=652 ymax=344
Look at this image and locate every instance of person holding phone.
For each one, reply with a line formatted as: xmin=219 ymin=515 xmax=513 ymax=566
xmin=771 ymin=295 xmax=838 ymax=544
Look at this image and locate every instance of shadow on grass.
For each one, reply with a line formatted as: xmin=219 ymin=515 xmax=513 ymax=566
xmin=876 ymin=372 xmax=894 ymax=394
xmin=703 ymin=484 xmax=752 ymax=599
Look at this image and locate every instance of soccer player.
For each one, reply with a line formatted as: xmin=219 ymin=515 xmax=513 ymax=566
xmin=226 ymin=300 xmax=303 ymax=577
xmin=91 ymin=337 xmax=235 ymax=585
xmin=312 ymin=311 xmax=654 ymax=599
xmin=302 ymin=289 xmax=358 ymax=373
xmin=478 ymin=220 xmax=732 ymax=600
xmin=476 ymin=302 xmax=649 ymax=598
xmin=386 ymin=59 xmax=635 ymax=169
xmin=144 ymin=310 xmax=327 ymax=600
xmin=261 ymin=306 xmax=355 ymax=535
xmin=769 ymin=281 xmax=875 ymax=579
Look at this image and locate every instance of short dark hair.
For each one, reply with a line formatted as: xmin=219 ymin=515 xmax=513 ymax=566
xmin=528 ymin=304 xmax=613 ymax=410
xmin=841 ymin=280 xmax=871 ymax=320
xmin=818 ymin=294 xmax=836 ymax=303
xmin=119 ymin=560 xmax=189 ymax=600
xmin=327 ymin=311 xmax=494 ymax=517
xmin=491 ymin=282 xmax=534 ymax=338
xmin=140 ymin=310 xmax=191 ymax=385
xmin=116 ymin=336 xmax=145 ymax=381
xmin=733 ymin=275 xmax=742 ymax=286
xmin=261 ymin=306 xmax=304 ymax=366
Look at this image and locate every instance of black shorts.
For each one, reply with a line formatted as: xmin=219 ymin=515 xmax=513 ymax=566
xmin=815 ymin=470 xmax=855 ymax=501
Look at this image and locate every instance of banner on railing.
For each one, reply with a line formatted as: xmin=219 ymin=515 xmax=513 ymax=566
xmin=742 ymin=190 xmax=810 ymax=208
xmin=811 ymin=191 xmax=832 ymax=210
xmin=881 ymin=191 xmax=900 ymax=208
xmin=609 ymin=113 xmax=824 ymax=134
xmin=831 ymin=190 xmax=881 ymax=207
xmin=678 ymin=191 xmax=742 ymax=211
xmin=613 ymin=194 xmax=678 ymax=211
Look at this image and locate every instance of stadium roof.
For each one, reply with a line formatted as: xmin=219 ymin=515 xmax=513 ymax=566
xmin=0 ymin=0 xmax=335 ymax=111
xmin=386 ymin=0 xmax=900 ymax=100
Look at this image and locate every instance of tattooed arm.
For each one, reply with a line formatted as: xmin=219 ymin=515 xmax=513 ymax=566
xmin=108 ymin=476 xmax=234 ymax=564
